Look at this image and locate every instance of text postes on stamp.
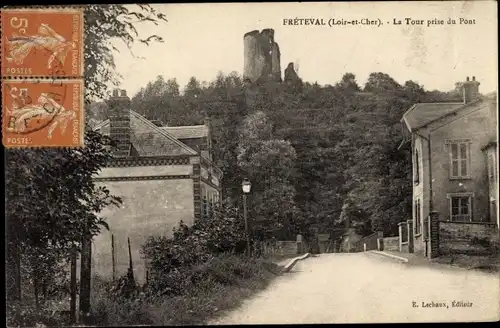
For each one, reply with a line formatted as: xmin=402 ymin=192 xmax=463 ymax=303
xmin=2 ymin=79 xmax=84 ymax=148
xmin=1 ymin=8 xmax=84 ymax=78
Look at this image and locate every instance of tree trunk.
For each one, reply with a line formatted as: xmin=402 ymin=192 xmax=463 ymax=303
xmin=6 ymin=214 xmax=22 ymax=302
xmin=6 ymin=245 xmax=21 ymax=302
xmin=79 ymin=236 xmax=92 ymax=321
xmin=33 ymin=269 xmax=40 ymax=311
xmin=70 ymin=247 xmax=77 ymax=324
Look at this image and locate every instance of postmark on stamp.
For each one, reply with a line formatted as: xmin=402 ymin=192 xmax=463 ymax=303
xmin=2 ymin=79 xmax=84 ymax=148
xmin=1 ymin=7 xmax=84 ymax=77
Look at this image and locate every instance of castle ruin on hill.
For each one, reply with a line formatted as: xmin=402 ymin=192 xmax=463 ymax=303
xmin=243 ymin=29 xmax=300 ymax=85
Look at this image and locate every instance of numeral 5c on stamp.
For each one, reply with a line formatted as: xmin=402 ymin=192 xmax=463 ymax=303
xmin=2 ymin=79 xmax=84 ymax=148
xmin=1 ymin=8 xmax=84 ymax=77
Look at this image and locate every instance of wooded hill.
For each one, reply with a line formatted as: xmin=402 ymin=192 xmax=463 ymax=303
xmin=88 ymin=72 xmax=462 ymax=241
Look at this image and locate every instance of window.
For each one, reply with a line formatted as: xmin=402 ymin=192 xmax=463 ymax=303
xmin=447 ymin=140 xmax=471 ymax=179
xmin=414 ymin=199 xmax=422 ymax=235
xmin=414 ymin=150 xmax=420 ymax=184
xmin=448 ymin=193 xmax=473 ymax=221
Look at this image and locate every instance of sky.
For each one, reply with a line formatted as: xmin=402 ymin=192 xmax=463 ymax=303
xmin=111 ymin=1 xmax=498 ymax=97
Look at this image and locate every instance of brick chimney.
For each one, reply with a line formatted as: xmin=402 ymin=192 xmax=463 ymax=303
xmin=108 ymin=89 xmax=131 ymax=157
xmin=457 ymin=76 xmax=480 ymax=103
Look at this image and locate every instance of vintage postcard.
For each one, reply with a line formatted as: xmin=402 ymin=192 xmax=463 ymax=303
xmin=4 ymin=1 xmax=498 ymax=327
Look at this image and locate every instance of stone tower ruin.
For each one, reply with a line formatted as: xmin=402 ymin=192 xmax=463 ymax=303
xmin=243 ymin=29 xmax=282 ymax=84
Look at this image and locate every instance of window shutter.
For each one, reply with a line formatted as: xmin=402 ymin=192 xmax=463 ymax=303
xmin=451 ymin=143 xmax=459 ymax=177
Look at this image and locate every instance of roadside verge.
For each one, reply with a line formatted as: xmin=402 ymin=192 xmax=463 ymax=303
xmin=368 ymin=250 xmax=409 ymax=263
xmin=282 ymin=253 xmax=311 ymax=273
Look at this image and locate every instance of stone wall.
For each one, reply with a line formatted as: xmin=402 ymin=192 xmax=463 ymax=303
xmin=439 ymin=221 xmax=498 ymax=255
xmin=259 ymin=240 xmax=307 ymax=257
xmin=383 ymin=237 xmax=400 ymax=251
xmin=355 ymin=231 xmax=383 ymax=252
xmin=276 ymin=241 xmax=298 ymax=256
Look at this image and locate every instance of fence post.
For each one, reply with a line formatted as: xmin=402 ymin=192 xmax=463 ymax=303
xmin=398 ymin=222 xmax=404 ymax=252
xmin=377 ymin=238 xmax=384 ymax=251
xmin=297 ymin=234 xmax=304 ymax=254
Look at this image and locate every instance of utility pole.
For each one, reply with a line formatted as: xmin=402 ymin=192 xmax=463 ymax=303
xmin=111 ymin=234 xmax=116 ymax=281
xmin=243 ymin=193 xmax=250 ymax=256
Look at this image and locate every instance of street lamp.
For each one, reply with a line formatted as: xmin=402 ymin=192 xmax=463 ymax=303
xmin=242 ymin=178 xmax=252 ymax=256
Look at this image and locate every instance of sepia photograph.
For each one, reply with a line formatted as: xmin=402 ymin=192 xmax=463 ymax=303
xmin=3 ymin=1 xmax=498 ymax=326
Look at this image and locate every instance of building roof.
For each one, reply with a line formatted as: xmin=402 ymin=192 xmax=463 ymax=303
xmin=402 ymin=92 xmax=498 ymax=132
xmin=160 ymin=125 xmax=208 ymax=139
xmin=93 ymin=110 xmax=198 ymax=157
xmin=402 ymin=102 xmax=465 ymax=131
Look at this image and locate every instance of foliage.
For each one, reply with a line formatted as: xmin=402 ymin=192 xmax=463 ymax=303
xmin=90 ymin=254 xmax=280 ymax=326
xmin=236 ymin=111 xmax=300 ymax=239
xmin=84 ymin=4 xmax=167 ymax=102
xmin=335 ymin=73 xmax=361 ymax=93
xmin=140 ymin=202 xmax=248 ymax=296
xmin=6 ymin=4 xmax=168 ymax=326
xmin=6 ymin=132 xmax=120 ymax=252
xmin=6 ymin=302 xmax=70 ymax=328
xmin=364 ymin=72 xmax=403 ymax=92
xmin=87 ymin=68 xmax=461 ymax=240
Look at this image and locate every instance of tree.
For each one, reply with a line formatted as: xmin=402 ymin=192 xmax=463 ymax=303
xmin=364 ymin=72 xmax=402 ymax=93
xmin=84 ymin=4 xmax=167 ymax=101
xmin=6 ymin=3 xmax=167 ymax=315
xmin=404 ymin=80 xmax=425 ymax=102
xmin=166 ymin=78 xmax=180 ymax=97
xmin=5 ymin=132 xmax=121 ymax=302
xmin=336 ymin=73 xmax=361 ymax=92
xmin=184 ymin=76 xmax=202 ymax=99
xmin=237 ymin=112 xmax=300 ymax=239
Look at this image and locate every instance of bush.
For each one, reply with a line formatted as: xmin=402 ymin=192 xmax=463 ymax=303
xmin=6 ymin=302 xmax=69 ymax=328
xmin=141 ymin=204 xmax=248 ymax=296
xmin=190 ymin=254 xmax=260 ymax=287
xmin=88 ymin=254 xmax=280 ymax=326
xmin=92 ymin=289 xmax=153 ymax=326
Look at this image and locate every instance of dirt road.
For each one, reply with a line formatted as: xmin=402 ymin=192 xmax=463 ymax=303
xmin=209 ymin=252 xmax=499 ymax=324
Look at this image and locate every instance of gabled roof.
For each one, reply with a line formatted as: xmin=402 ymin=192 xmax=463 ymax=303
xmin=93 ymin=110 xmax=198 ymax=157
xmin=402 ymin=102 xmax=464 ymax=131
xmin=160 ymin=125 xmax=208 ymax=139
xmin=402 ymin=93 xmax=497 ymax=132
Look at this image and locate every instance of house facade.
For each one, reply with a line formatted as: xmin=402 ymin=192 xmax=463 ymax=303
xmin=91 ymin=89 xmax=222 ymax=283
xmin=401 ymin=77 xmax=498 ymax=258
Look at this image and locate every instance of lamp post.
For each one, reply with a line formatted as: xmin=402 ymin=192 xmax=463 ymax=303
xmin=242 ymin=178 xmax=252 ymax=256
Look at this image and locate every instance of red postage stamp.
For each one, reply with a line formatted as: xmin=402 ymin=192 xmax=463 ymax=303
xmin=1 ymin=8 xmax=84 ymax=77
xmin=2 ymin=79 xmax=84 ymax=148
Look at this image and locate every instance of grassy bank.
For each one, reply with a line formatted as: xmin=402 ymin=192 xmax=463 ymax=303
xmin=90 ymin=254 xmax=283 ymax=326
